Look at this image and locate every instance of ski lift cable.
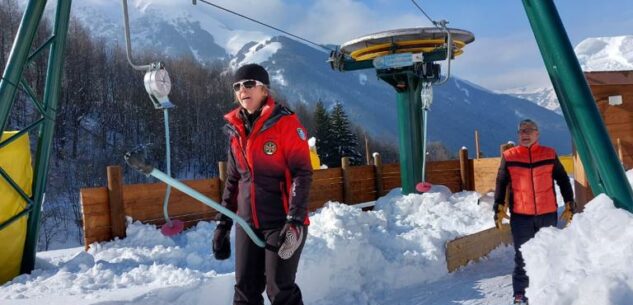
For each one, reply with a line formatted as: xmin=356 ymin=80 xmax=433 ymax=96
xmin=409 ymin=0 xmax=441 ymax=30
xmin=408 ymin=0 xmax=454 ymax=85
xmin=196 ymin=0 xmax=335 ymax=52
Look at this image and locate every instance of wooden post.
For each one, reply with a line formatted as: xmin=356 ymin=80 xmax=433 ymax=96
xmin=500 ymin=142 xmax=515 ymax=156
xmin=365 ymin=135 xmax=371 ymax=165
xmin=218 ymin=161 xmax=227 ymax=192
xmin=373 ymin=153 xmax=384 ymax=198
xmin=107 ymin=166 xmax=126 ymax=239
xmin=341 ymin=157 xmax=352 ymax=204
xmin=474 ymin=130 xmax=481 ymax=159
xmin=617 ymin=138 xmax=624 ymax=164
xmin=459 ymin=148 xmax=471 ymax=191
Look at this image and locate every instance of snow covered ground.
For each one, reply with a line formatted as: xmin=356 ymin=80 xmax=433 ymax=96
xmin=1 ymin=171 xmax=632 ymax=305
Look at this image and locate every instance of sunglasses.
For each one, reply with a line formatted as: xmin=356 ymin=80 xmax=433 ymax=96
xmin=518 ymin=128 xmax=538 ymax=134
xmin=232 ymin=79 xmax=265 ymax=92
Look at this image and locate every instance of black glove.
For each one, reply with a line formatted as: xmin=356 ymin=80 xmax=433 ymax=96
xmin=277 ymin=218 xmax=304 ymax=260
xmin=212 ymin=225 xmax=231 ymax=260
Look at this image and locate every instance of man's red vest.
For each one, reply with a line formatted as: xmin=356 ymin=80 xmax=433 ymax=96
xmin=503 ymin=143 xmax=558 ymax=215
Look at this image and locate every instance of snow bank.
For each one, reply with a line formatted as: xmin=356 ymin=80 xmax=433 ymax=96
xmin=0 ymin=186 xmax=494 ymax=304
xmin=524 ymin=170 xmax=633 ymax=305
xmin=299 ymin=186 xmax=491 ymax=303
xmin=6 ymin=171 xmax=632 ymax=305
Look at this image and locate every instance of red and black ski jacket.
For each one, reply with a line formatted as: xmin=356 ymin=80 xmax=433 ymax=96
xmin=218 ymin=96 xmax=313 ymax=229
xmin=494 ymin=143 xmax=573 ymax=215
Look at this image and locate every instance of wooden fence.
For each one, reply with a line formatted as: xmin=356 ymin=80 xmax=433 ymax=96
xmin=81 ymin=146 xmax=575 ymax=250
xmin=80 ymin=152 xmax=475 ymax=248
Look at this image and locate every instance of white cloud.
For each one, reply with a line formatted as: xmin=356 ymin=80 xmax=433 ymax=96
xmin=192 ymin=0 xmax=289 ymax=32
xmin=289 ymin=0 xmax=430 ymax=44
xmin=190 ymin=0 xmax=431 ymax=45
xmin=452 ymin=32 xmax=551 ymax=90
xmin=465 ymin=67 xmax=551 ymax=91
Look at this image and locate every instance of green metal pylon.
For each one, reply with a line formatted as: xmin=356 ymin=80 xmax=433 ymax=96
xmin=0 ymin=0 xmax=72 ymax=275
xmin=522 ymin=0 xmax=633 ymax=212
xmin=377 ymin=70 xmax=427 ymax=194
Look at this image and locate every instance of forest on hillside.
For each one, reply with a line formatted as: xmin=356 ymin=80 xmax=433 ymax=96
xmin=1 ymin=0 xmax=454 ymax=249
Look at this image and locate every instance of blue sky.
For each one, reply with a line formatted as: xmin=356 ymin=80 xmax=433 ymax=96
xmin=208 ymin=0 xmax=633 ymax=91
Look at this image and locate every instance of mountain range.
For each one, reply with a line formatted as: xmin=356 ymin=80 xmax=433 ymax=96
xmin=65 ymin=0 xmax=572 ymax=156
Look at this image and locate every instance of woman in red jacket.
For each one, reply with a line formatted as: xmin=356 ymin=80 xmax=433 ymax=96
xmin=212 ymin=63 xmax=313 ymax=305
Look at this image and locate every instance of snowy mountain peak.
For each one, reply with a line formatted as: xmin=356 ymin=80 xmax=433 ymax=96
xmin=229 ymin=38 xmax=280 ymax=69
xmin=502 ymin=35 xmax=633 ymax=115
xmin=499 ymin=86 xmax=561 ymax=115
xmin=575 ymin=35 xmax=633 ymax=72
xmin=69 ymin=0 xmax=273 ymax=61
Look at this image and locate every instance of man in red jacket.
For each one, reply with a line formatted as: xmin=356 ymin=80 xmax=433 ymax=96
xmin=494 ymin=119 xmax=575 ymax=305
xmin=212 ymin=63 xmax=313 ymax=305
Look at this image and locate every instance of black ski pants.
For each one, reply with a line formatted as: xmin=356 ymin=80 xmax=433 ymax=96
xmin=233 ymin=225 xmax=307 ymax=305
xmin=510 ymin=212 xmax=557 ymax=295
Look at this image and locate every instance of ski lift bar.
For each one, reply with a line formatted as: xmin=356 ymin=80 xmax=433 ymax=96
xmin=124 ymin=151 xmax=267 ymax=248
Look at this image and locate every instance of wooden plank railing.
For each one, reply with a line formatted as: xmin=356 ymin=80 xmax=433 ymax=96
xmin=80 ymin=150 xmax=477 ymax=248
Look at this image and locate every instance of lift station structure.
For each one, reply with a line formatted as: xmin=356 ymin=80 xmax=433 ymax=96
xmin=329 ymin=24 xmax=474 ymax=194
xmin=1 ymin=0 xmax=633 ymax=282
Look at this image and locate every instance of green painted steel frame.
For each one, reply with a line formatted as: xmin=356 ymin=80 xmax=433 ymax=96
xmin=379 ymin=70 xmax=425 ymax=194
xmin=0 ymin=0 xmax=72 ymax=275
xmin=522 ymin=0 xmax=633 ymax=212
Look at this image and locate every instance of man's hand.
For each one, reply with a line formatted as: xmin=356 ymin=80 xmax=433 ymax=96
xmin=493 ymin=203 xmax=510 ymax=230
xmin=560 ymin=201 xmax=576 ymax=225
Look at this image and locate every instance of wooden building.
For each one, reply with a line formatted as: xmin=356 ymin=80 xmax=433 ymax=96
xmin=574 ymin=70 xmax=633 ymax=209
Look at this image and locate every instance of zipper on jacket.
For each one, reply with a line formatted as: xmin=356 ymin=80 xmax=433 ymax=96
xmin=237 ymin=135 xmax=261 ymax=228
xmin=529 ymin=147 xmax=538 ymax=215
xmin=280 ymin=181 xmax=289 ymax=214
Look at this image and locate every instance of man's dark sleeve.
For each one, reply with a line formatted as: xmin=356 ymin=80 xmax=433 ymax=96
xmin=552 ymin=155 xmax=574 ymax=203
xmin=216 ymin=145 xmax=240 ymax=228
xmin=494 ymin=156 xmax=511 ymax=208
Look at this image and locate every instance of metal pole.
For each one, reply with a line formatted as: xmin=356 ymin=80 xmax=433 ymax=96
xmin=121 ymin=0 xmax=151 ymax=71
xmin=21 ymin=0 xmax=72 ymax=273
xmin=522 ymin=0 xmax=633 ymax=211
xmin=0 ymin=0 xmax=46 ymax=132
xmin=390 ymin=72 xmax=424 ymax=194
xmin=520 ymin=0 xmax=603 ymax=195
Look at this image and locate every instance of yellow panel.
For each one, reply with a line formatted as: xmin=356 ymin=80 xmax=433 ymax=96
xmin=310 ymin=146 xmax=321 ymax=170
xmin=0 ymin=131 xmax=32 ymax=285
xmin=559 ymin=155 xmax=574 ymax=177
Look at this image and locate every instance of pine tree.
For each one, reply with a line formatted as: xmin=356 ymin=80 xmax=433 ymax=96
xmin=314 ymin=100 xmax=336 ymax=166
xmin=426 ymin=141 xmax=455 ymax=161
xmin=329 ymin=102 xmax=362 ymax=166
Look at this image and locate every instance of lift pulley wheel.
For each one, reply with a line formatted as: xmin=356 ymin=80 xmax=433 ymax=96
xmin=340 ymin=27 xmax=474 ymax=62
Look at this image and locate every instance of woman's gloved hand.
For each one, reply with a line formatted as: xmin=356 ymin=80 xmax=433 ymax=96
xmin=277 ymin=219 xmax=304 ymax=260
xmin=212 ymin=224 xmax=231 ymax=260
